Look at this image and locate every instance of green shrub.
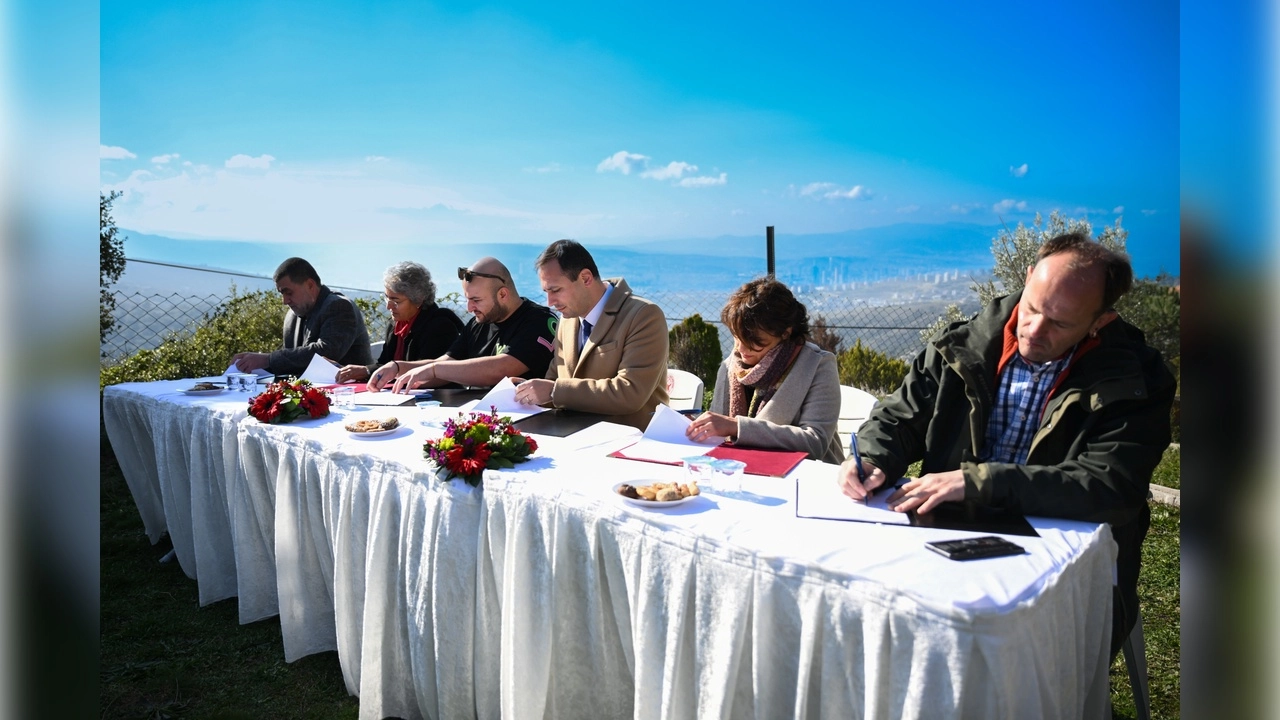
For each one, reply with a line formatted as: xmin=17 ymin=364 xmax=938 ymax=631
xmin=354 ymin=295 xmax=392 ymax=341
xmin=837 ymin=339 xmax=909 ymax=396
xmin=1114 ymin=274 xmax=1179 ymax=363
xmin=100 ymin=289 xmax=285 ymax=389
xmin=669 ymin=314 xmax=723 ymax=390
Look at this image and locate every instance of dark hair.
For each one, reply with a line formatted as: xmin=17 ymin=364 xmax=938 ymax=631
xmin=273 ymin=257 xmax=321 ymax=286
xmin=1036 ymin=231 xmax=1133 ymax=312
xmin=383 ymin=261 xmax=435 ymax=306
xmin=534 ymin=239 xmax=600 ymax=282
xmin=720 ymin=278 xmax=810 ymax=347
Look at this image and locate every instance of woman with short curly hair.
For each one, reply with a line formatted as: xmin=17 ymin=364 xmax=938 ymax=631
xmin=335 ymin=262 xmax=464 ymax=383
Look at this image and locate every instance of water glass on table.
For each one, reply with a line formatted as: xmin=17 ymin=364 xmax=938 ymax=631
xmin=333 ymin=385 xmax=355 ymax=410
xmin=711 ymin=458 xmax=747 ymax=498
xmin=683 ymin=455 xmax=719 ymax=494
xmin=228 ymin=372 xmax=255 ymax=392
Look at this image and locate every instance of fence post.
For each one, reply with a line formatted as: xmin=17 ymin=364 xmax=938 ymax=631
xmin=766 ymin=226 xmax=775 ymax=278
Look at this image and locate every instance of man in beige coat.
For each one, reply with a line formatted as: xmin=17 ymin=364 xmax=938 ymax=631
xmin=515 ymin=239 xmax=669 ymax=429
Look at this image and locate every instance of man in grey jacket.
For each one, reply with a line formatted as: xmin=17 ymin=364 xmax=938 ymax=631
xmin=231 ymin=257 xmax=372 ymax=376
xmin=839 ymin=232 xmax=1175 ymax=658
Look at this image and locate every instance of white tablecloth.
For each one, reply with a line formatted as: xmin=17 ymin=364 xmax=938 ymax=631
xmin=103 ymin=381 xmax=1114 ymax=719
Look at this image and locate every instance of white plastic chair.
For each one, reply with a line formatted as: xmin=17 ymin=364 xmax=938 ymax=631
xmin=369 ymin=340 xmax=385 ymax=360
xmin=838 ymin=385 xmax=878 ymax=451
xmin=666 ymin=369 xmax=705 ymax=412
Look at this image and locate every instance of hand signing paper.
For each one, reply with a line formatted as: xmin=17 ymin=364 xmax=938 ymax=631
xmin=837 ymin=456 xmax=887 ymax=502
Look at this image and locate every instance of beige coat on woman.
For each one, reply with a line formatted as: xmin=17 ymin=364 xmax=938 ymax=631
xmin=711 ymin=341 xmax=845 ymax=464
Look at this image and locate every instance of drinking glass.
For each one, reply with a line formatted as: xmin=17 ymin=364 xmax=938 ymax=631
xmin=683 ymin=455 xmax=718 ymax=493
xmin=711 ymin=458 xmax=747 ymax=497
xmin=333 ymin=385 xmax=355 ymax=409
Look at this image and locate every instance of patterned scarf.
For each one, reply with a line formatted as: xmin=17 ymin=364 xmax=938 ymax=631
xmin=727 ymin=340 xmax=804 ymax=419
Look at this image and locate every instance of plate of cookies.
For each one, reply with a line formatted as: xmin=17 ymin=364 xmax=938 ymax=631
xmin=613 ymin=480 xmax=700 ymax=509
xmin=182 ymin=382 xmax=227 ymax=396
xmin=345 ymin=417 xmax=402 ymax=437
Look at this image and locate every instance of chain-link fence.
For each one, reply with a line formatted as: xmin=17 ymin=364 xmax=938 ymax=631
xmin=101 ymin=261 xmax=979 ymax=365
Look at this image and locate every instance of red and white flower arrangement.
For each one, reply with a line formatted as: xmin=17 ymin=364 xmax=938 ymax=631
xmin=248 ymin=378 xmax=331 ymax=424
xmin=423 ymin=407 xmax=538 ymax=486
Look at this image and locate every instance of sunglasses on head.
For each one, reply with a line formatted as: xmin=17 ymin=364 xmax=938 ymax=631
xmin=458 ymin=268 xmax=506 ymax=284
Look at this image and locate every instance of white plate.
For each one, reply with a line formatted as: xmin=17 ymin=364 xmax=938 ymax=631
xmin=346 ymin=426 xmax=402 ymax=438
xmin=182 ymin=387 xmax=227 ymax=396
xmin=612 ymin=482 xmax=699 ymax=508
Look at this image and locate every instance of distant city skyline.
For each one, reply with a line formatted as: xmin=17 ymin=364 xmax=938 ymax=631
xmin=102 ymin=1 xmax=1180 ymax=276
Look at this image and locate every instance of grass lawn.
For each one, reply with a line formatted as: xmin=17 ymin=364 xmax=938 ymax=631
xmin=1109 ymin=500 xmax=1180 ymax=719
xmin=103 ymin=433 xmax=1181 ymax=717
xmin=1150 ymin=445 xmax=1180 ymax=489
xmin=100 ymin=431 xmax=359 ymax=719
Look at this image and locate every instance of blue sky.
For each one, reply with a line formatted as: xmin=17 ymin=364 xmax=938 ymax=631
xmin=101 ymin=0 xmax=1181 ymax=278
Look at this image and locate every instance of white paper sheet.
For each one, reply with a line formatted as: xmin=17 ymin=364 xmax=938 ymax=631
xmin=614 ymin=404 xmax=724 ymax=463
xmin=793 ymin=464 xmax=910 ymax=525
xmin=222 ymin=363 xmax=276 ymax=379
xmin=298 ymin=354 xmax=340 ymax=385
xmin=351 ymin=391 xmax=420 ymax=407
xmin=560 ymin=421 xmax=643 ymax=453
xmin=470 ymin=378 xmax=551 ymax=417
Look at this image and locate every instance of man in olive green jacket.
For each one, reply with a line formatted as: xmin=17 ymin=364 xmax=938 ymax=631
xmin=839 ymin=232 xmax=1175 ymax=658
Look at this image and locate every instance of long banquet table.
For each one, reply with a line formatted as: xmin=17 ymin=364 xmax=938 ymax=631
xmin=104 ymin=379 xmax=1115 ymax=719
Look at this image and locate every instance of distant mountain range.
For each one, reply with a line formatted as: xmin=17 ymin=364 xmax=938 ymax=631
xmin=115 ymin=222 xmax=1004 ymax=295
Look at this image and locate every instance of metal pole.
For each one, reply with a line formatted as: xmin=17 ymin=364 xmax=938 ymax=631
xmin=766 ymin=226 xmax=775 ymax=277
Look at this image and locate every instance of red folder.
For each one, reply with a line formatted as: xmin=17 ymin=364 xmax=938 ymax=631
xmin=706 ymin=445 xmax=807 ymax=478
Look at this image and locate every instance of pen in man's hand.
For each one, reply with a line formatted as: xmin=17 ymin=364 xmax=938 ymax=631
xmin=849 ymin=434 xmax=867 ymax=482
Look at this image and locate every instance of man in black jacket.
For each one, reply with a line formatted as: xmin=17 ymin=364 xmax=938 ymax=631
xmin=839 ymin=232 xmax=1175 ymax=658
xmin=231 ymin=257 xmax=372 ymax=376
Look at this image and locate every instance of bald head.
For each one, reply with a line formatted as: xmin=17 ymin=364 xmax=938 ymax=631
xmin=461 ymin=257 xmax=520 ymax=324
xmin=469 ymin=257 xmax=515 ymax=290
xmin=1017 ymin=251 xmax=1118 ymax=362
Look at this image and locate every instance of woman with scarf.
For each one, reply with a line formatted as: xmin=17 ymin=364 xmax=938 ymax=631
xmin=685 ymin=278 xmax=845 ymax=464
xmin=334 ymin=261 xmax=464 ymax=383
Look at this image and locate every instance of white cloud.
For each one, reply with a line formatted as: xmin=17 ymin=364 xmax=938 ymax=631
xmin=365 ymin=155 xmax=389 ymax=163
xmin=677 ymin=172 xmax=727 ymax=188
xmin=993 ymin=198 xmax=1028 ymax=214
xmin=596 ymin=151 xmax=648 ymax=175
xmin=182 ymin=161 xmax=193 ymax=167
xmin=1141 ymin=209 xmax=1158 ymax=216
xmin=950 ymin=202 xmax=984 ymax=215
xmin=151 ymin=153 xmax=180 ymax=165
xmin=225 ymin=153 xmax=276 ymax=170
xmin=896 ymin=205 xmax=920 ymax=214
xmin=1010 ymin=163 xmax=1028 ymax=178
xmin=800 ymin=182 xmax=836 ymax=197
xmin=99 ymin=159 xmax=606 ymax=246
xmin=641 ymin=161 xmax=697 ymax=181
xmin=524 ymin=162 xmax=562 ymax=174
xmin=800 ymin=181 xmax=870 ymax=200
xmin=825 ymin=185 xmax=870 ymax=200
xmin=101 ymin=144 xmax=136 ymax=160
xmin=1112 ymin=205 xmax=1124 ymax=214
xmin=730 ymin=209 xmax=746 ymax=216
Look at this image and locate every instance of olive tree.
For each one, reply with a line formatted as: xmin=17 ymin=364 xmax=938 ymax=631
xmin=101 ymin=191 xmax=127 ymax=345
